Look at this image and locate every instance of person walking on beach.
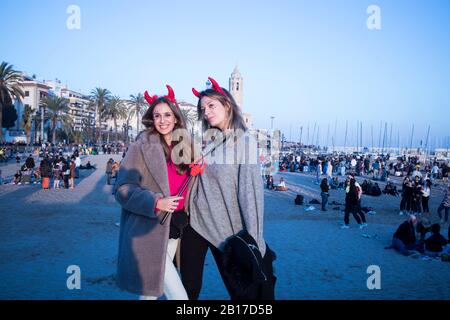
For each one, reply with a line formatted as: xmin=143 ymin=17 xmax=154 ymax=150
xmin=320 ymin=178 xmax=330 ymax=211
xmin=114 ymin=85 xmax=191 ymax=300
xmin=342 ymin=177 xmax=364 ymax=229
xmin=180 ymin=77 xmax=276 ymax=300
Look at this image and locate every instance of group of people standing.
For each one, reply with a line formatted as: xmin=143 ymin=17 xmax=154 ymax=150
xmin=114 ymin=79 xmax=275 ymax=300
xmin=399 ymin=175 xmax=432 ymax=217
xmin=11 ymin=153 xmax=80 ymax=190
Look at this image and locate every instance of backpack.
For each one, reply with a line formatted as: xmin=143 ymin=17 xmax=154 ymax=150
xmin=294 ymin=194 xmax=304 ymax=205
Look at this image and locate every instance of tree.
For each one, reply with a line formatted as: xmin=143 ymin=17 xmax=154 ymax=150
xmin=103 ymin=96 xmax=127 ymax=142
xmin=180 ymin=107 xmax=198 ymax=133
xmin=40 ymin=95 xmax=70 ymax=143
xmin=22 ymin=104 xmax=33 ymax=143
xmin=90 ymin=87 xmax=111 ymax=143
xmin=0 ymin=62 xmax=24 ymax=140
xmin=1 ymin=103 xmax=18 ymax=129
xmin=129 ymin=93 xmax=147 ymax=136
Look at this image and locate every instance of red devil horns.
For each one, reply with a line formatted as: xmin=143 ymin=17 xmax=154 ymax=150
xmin=144 ymin=85 xmax=177 ymax=105
xmin=192 ymin=88 xmax=201 ymax=98
xmin=207 ymin=77 xmax=226 ymax=96
xmin=192 ymin=77 xmax=226 ymax=98
xmin=144 ymin=91 xmax=158 ymax=105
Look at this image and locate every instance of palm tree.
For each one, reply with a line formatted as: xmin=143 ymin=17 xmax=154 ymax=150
xmin=59 ymin=114 xmax=74 ymax=139
xmin=22 ymin=104 xmax=33 ymax=144
xmin=129 ymin=93 xmax=147 ymax=136
xmin=40 ymin=95 xmax=70 ymax=143
xmin=0 ymin=62 xmax=24 ymax=141
xmin=90 ymin=87 xmax=111 ymax=143
xmin=180 ymin=107 xmax=198 ymax=132
xmin=103 ymin=96 xmax=127 ymax=142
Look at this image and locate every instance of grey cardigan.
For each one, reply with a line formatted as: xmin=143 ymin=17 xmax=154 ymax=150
xmin=188 ymin=132 xmax=267 ymax=256
xmin=114 ymin=133 xmax=172 ymax=296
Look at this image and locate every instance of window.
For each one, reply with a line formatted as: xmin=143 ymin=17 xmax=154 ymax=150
xmin=236 ymin=82 xmax=239 ymax=91
xmin=25 ymin=91 xmax=29 ymax=97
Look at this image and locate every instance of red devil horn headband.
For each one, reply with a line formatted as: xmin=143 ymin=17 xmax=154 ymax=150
xmin=192 ymin=77 xmax=226 ymax=98
xmin=144 ymin=85 xmax=177 ymax=105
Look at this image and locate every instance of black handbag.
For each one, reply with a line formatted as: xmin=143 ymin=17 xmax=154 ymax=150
xmin=169 ymin=210 xmax=189 ymax=239
xmin=221 ymin=230 xmax=276 ymax=300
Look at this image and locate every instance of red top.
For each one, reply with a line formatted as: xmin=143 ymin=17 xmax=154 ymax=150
xmin=155 ymin=159 xmax=189 ymax=212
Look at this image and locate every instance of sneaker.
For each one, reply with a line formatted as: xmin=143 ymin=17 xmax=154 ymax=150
xmin=399 ymin=211 xmax=404 ymax=216
xmin=341 ymin=225 xmax=350 ymax=229
xmin=360 ymin=223 xmax=368 ymax=228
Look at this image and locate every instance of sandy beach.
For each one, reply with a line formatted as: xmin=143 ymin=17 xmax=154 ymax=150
xmin=0 ymin=154 xmax=449 ymax=300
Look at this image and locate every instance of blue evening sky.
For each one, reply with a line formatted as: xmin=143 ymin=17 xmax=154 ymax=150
xmin=1 ymin=0 xmax=449 ymax=148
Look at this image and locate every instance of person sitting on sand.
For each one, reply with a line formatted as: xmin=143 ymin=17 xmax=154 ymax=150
xmin=391 ymin=214 xmax=423 ymax=256
xmin=275 ymin=177 xmax=288 ymax=191
xmin=424 ymin=223 xmax=448 ymax=257
xmin=13 ymin=170 xmax=22 ymax=184
xmin=383 ymin=181 xmax=399 ymax=196
xmin=80 ymin=161 xmax=95 ymax=170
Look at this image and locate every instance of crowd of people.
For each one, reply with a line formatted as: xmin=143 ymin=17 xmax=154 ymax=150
xmin=274 ymin=152 xmax=449 ymax=183
xmin=11 ymin=151 xmax=84 ymax=190
xmin=0 ymin=142 xmax=128 ymax=165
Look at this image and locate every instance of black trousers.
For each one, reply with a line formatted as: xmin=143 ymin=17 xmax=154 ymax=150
xmin=422 ymin=196 xmax=430 ymax=213
xmin=344 ymin=203 xmax=362 ymax=225
xmin=180 ymin=224 xmax=275 ymax=300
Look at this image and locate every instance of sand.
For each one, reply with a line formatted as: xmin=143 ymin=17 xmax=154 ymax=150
xmin=0 ymin=155 xmax=449 ymax=300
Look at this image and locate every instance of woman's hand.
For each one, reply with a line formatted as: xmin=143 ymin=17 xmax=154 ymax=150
xmin=156 ymin=196 xmax=184 ymax=213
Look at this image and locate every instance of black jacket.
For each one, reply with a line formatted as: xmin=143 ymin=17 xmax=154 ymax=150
xmin=394 ymin=221 xmax=416 ymax=246
xmin=425 ymin=233 xmax=448 ymax=252
xmin=25 ymin=156 xmax=35 ymax=169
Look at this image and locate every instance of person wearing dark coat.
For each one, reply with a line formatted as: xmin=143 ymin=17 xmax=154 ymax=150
xmin=391 ymin=215 xmax=423 ymax=255
xmin=342 ymin=178 xmax=362 ymax=228
xmin=320 ymin=178 xmax=330 ymax=211
xmin=25 ymin=154 xmax=35 ymax=169
xmin=424 ymin=224 xmax=448 ymax=255
xmin=39 ymin=157 xmax=52 ymax=178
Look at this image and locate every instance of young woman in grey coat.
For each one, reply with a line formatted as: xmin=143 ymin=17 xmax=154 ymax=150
xmin=180 ymin=77 xmax=275 ymax=300
xmin=114 ymin=85 xmax=191 ymax=300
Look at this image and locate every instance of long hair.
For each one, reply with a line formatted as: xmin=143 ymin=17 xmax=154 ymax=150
xmin=320 ymin=178 xmax=328 ymax=190
xmin=196 ymin=88 xmax=247 ymax=132
xmin=349 ymin=178 xmax=357 ymax=196
xmin=141 ymin=97 xmax=191 ymax=174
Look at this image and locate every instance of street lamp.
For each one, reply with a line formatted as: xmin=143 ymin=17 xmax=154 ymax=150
xmin=270 ymin=116 xmax=275 ymax=130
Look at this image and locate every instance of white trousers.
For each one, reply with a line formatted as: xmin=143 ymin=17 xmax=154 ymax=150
xmin=139 ymin=238 xmax=188 ymax=300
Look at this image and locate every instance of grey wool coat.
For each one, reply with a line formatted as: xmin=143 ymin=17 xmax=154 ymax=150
xmin=114 ymin=132 xmax=176 ymax=296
